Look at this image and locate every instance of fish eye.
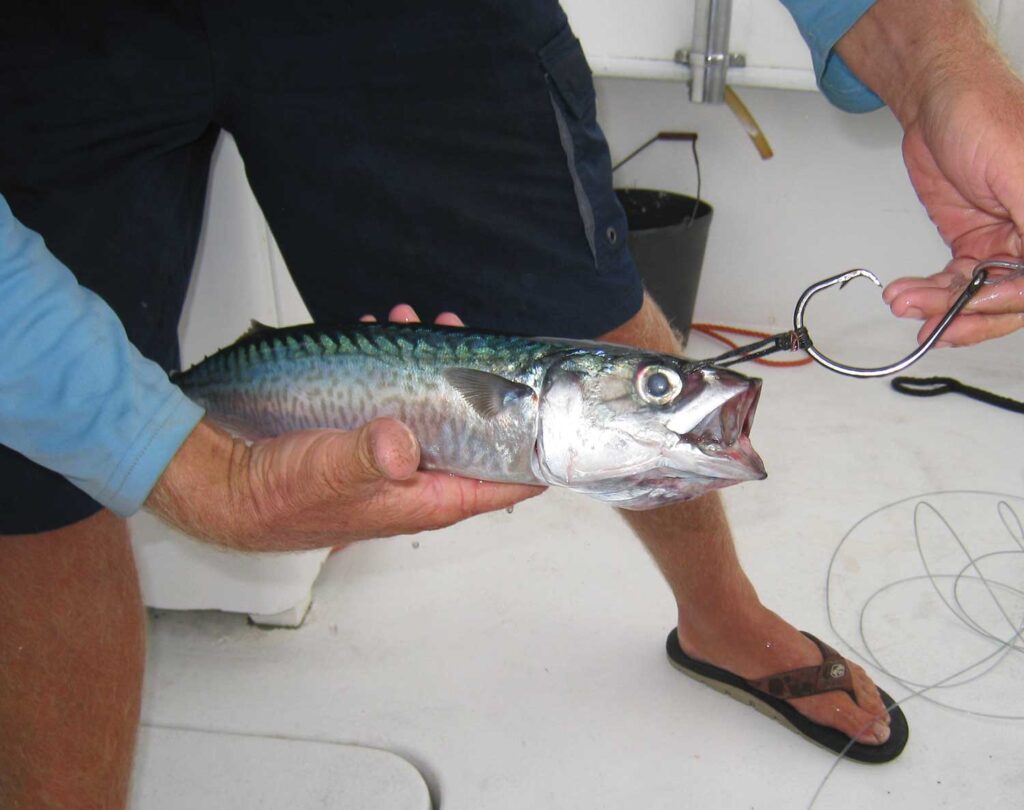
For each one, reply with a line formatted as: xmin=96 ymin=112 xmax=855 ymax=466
xmin=637 ymin=365 xmax=683 ymax=405
xmin=647 ymin=372 xmax=670 ymax=397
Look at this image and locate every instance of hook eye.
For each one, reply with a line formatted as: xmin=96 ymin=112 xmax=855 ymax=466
xmin=977 ymin=259 xmax=1024 ymax=285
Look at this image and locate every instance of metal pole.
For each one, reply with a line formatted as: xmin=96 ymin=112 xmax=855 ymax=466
xmin=686 ymin=0 xmax=735 ymax=104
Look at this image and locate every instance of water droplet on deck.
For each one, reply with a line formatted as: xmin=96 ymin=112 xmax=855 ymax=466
xmin=506 ymin=505 xmax=515 ymax=514
xmin=411 ymin=540 xmax=420 ymax=549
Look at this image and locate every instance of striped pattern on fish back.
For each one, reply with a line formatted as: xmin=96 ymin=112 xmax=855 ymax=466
xmin=173 ymin=323 xmax=559 ymax=482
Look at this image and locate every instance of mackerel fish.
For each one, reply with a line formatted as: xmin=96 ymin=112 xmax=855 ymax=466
xmin=173 ymin=322 xmax=767 ymax=509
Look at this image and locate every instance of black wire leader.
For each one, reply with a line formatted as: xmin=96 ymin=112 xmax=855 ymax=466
xmin=683 ymin=327 xmax=811 ymax=372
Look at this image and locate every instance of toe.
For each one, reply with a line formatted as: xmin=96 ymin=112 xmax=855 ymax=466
xmin=850 ymin=661 xmax=890 ymax=724
xmin=790 ymin=690 xmax=891 ymax=746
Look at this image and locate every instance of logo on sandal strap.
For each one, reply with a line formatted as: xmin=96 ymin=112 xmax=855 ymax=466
xmin=826 ymin=663 xmax=847 ymax=680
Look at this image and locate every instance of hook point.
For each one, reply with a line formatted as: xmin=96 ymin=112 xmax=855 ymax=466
xmin=837 ymin=268 xmax=882 ymax=290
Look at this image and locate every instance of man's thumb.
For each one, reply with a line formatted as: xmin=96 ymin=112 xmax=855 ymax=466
xmin=350 ymin=418 xmax=421 ymax=482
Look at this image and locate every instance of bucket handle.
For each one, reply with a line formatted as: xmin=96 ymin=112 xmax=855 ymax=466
xmin=612 ymin=132 xmax=702 ymax=225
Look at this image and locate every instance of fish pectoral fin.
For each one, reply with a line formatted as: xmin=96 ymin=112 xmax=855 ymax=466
xmin=443 ymin=368 xmax=534 ymax=418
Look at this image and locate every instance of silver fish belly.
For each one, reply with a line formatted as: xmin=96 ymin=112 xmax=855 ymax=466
xmin=173 ymin=322 xmax=767 ymax=508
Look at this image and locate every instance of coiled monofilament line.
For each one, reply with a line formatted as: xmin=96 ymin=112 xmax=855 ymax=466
xmin=684 ymin=326 xmax=811 ymax=372
xmin=807 ymin=492 xmax=1024 ymax=808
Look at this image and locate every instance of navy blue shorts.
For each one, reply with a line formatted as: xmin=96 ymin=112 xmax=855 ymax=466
xmin=0 ymin=0 xmax=643 ymax=533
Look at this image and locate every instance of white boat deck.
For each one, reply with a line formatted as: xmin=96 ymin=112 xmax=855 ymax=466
xmin=132 ymin=327 xmax=1023 ymax=809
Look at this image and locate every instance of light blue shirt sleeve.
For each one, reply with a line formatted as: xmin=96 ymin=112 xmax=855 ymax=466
xmin=780 ymin=0 xmax=884 ymax=112
xmin=0 ymin=195 xmax=205 ymax=517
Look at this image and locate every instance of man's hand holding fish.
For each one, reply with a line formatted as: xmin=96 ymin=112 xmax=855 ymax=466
xmin=146 ymin=308 xmax=546 ymax=552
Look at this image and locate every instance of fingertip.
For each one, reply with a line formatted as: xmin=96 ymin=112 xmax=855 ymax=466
xmin=388 ymin=304 xmax=420 ymax=323
xmin=367 ymin=418 xmax=420 ymax=480
xmin=434 ymin=312 xmax=465 ymax=327
xmin=359 ymin=314 xmax=377 ymax=323
xmin=882 ymin=287 xmax=912 ymax=307
xmin=881 ymin=277 xmax=919 ymax=302
xmin=884 ymin=290 xmax=928 ymax=318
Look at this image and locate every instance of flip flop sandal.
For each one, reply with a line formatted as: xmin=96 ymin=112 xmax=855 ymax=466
xmin=666 ymin=629 xmax=909 ymax=763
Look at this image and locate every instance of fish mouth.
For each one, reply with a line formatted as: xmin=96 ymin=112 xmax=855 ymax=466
xmin=723 ymin=381 xmax=765 ymax=478
xmin=683 ymin=379 xmax=766 ymax=481
xmin=594 ymin=380 xmax=767 ymax=509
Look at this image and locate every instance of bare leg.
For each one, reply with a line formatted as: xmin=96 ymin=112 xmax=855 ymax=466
xmin=0 ymin=510 xmax=145 ymax=809
xmin=600 ymin=293 xmax=892 ymax=745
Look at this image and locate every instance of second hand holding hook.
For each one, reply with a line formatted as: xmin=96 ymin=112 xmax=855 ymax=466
xmin=792 ymin=262 xmax=1004 ymax=378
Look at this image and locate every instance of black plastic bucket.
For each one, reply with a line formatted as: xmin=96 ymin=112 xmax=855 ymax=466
xmin=616 ymin=188 xmax=712 ymax=341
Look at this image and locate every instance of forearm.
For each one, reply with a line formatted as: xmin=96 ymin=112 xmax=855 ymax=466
xmin=0 ymin=196 xmax=204 ymax=515
xmin=836 ymin=0 xmax=1012 ymax=126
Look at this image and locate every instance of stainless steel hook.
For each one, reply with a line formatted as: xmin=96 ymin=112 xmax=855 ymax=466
xmin=793 ymin=260 xmax=1023 ymax=378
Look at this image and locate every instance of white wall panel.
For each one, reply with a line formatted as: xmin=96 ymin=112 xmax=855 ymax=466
xmin=563 ymin=0 xmax=1024 ymax=88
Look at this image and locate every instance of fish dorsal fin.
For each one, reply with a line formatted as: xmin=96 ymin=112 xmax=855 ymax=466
xmin=443 ymin=368 xmax=534 ymax=418
xmin=244 ymin=319 xmax=275 ymax=338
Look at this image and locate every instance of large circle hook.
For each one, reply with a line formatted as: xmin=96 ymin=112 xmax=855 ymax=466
xmin=791 ymin=263 xmax=1006 ymax=378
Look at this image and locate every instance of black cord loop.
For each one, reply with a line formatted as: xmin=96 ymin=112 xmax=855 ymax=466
xmin=891 ymin=376 xmax=1024 ymax=415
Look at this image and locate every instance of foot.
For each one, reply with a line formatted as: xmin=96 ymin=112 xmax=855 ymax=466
xmin=676 ymin=604 xmax=891 ymax=745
